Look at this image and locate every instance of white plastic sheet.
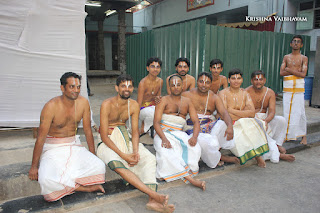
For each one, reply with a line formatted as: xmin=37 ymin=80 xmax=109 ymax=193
xmin=0 ymin=0 xmax=89 ymax=127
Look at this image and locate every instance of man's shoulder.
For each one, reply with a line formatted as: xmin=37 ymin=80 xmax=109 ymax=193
xmin=44 ymin=96 xmax=60 ymax=108
xmin=219 ymin=87 xmax=228 ymax=94
xmin=101 ymin=97 xmax=114 ymax=106
xmin=266 ymin=87 xmax=275 ymax=96
xmin=220 ymin=75 xmax=227 ymax=80
xmin=76 ymin=95 xmax=89 ymax=103
xmin=129 ymin=98 xmax=139 ymax=106
xmin=187 ymin=74 xmax=195 ymax=80
xmin=245 ymin=85 xmax=253 ymax=92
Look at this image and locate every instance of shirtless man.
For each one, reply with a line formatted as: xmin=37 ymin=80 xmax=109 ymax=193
xmin=209 ymin=59 xmax=228 ymax=94
xmin=28 ymin=72 xmax=105 ymax=202
xmin=166 ymin=57 xmax=195 ymax=94
xmin=183 ymin=72 xmax=239 ymax=167
xmin=137 ymin=57 xmax=163 ymax=134
xmin=246 ymin=70 xmax=295 ymax=162
xmin=97 ymin=74 xmax=174 ymax=212
xmin=219 ymin=69 xmax=268 ymax=168
xmin=154 ymin=75 xmax=205 ymax=190
xmin=280 ymin=35 xmax=308 ymax=145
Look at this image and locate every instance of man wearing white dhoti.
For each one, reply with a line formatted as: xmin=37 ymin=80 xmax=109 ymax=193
xmin=183 ymin=72 xmax=239 ymax=167
xmin=97 ymin=74 xmax=174 ymax=213
xmin=137 ymin=57 xmax=163 ymax=135
xmin=219 ymin=69 xmax=269 ymax=168
xmin=247 ymin=70 xmax=295 ymax=162
xmin=154 ymin=74 xmax=205 ymax=191
xmin=280 ymin=35 xmax=308 ymax=145
xmin=28 ymin=72 xmax=105 ymax=202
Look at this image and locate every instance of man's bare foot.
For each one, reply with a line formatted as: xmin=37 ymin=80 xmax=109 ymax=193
xmin=146 ymin=201 xmax=175 ymax=213
xmin=280 ymin=153 xmax=295 ymax=162
xmin=221 ymin=155 xmax=240 ymax=164
xmin=300 ymin=136 xmax=307 ymax=145
xmin=256 ymin=156 xmax=266 ymax=168
xmin=218 ymin=161 xmax=224 ymax=166
xmin=191 ymin=179 xmax=206 ymax=191
xmin=153 ymin=194 xmax=169 ymax=206
xmin=277 ymin=145 xmax=286 ymax=154
xmin=76 ymin=184 xmax=105 ymax=193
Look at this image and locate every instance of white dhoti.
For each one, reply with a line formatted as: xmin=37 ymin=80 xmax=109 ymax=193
xmin=210 ymin=120 xmax=235 ymax=149
xmin=230 ymin=118 xmax=269 ymax=165
xmin=256 ymin=113 xmax=287 ymax=146
xmin=184 ymin=115 xmax=221 ymax=168
xmin=139 ymin=103 xmax=155 ymax=133
xmin=283 ymin=75 xmax=307 ymax=140
xmin=255 ymin=113 xmax=285 ymax=163
xmin=38 ymin=135 xmax=106 ymax=202
xmin=97 ymin=126 xmax=157 ymax=191
xmin=154 ymin=114 xmax=201 ymax=183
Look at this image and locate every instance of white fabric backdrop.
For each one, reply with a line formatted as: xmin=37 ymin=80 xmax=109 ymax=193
xmin=0 ymin=0 xmax=89 ymax=127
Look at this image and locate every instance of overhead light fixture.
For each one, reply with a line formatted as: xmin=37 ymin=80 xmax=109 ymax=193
xmin=105 ymin=10 xmax=117 ymax=16
xmin=85 ymin=1 xmax=101 ymax=7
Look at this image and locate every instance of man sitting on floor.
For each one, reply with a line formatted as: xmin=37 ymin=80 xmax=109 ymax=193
xmin=183 ymin=72 xmax=239 ymax=168
xmin=246 ymin=70 xmax=295 ymax=162
xmin=219 ymin=69 xmax=269 ymax=168
xmin=137 ymin=57 xmax=163 ymax=135
xmin=153 ymin=74 xmax=205 ymax=190
xmin=28 ymin=72 xmax=105 ymax=202
xmin=97 ymin=74 xmax=174 ymax=213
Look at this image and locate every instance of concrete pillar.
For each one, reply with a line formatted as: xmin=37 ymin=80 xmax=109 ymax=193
xmin=118 ymin=8 xmax=126 ymax=74
xmin=97 ymin=19 xmax=105 ymax=70
xmin=311 ymin=37 xmax=320 ymax=106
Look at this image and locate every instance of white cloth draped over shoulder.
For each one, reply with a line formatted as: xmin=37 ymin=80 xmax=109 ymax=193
xmin=38 ymin=135 xmax=106 ymax=202
xmin=154 ymin=114 xmax=201 ymax=183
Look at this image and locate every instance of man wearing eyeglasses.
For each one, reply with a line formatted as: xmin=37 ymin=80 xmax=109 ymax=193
xmin=280 ymin=35 xmax=308 ymax=145
xmin=166 ymin=57 xmax=196 ymax=95
xmin=137 ymin=57 xmax=164 ymax=135
xmin=246 ymin=70 xmax=295 ymax=163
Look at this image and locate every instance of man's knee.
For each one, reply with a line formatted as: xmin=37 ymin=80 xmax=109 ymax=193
xmin=271 ymin=116 xmax=286 ymax=127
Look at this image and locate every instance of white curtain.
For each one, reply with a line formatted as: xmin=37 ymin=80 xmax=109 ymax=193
xmin=0 ymin=0 xmax=88 ymax=127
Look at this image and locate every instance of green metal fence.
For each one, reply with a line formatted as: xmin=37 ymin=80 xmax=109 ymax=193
xmin=126 ymin=19 xmax=206 ymax=92
xmin=204 ymin=25 xmax=310 ymax=92
xmin=127 ymin=18 xmax=310 ymax=93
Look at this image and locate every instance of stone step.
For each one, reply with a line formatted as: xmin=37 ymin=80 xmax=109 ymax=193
xmin=1 ymin=133 xmax=320 ymax=212
xmin=1 ymin=131 xmax=319 ymax=204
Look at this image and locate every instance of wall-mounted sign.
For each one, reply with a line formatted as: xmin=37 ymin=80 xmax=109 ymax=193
xmin=187 ymin=0 xmax=214 ymax=12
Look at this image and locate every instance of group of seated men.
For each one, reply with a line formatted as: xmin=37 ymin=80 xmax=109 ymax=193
xmin=29 ymin=57 xmax=296 ymax=213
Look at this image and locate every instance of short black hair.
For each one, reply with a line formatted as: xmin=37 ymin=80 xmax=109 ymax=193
xmin=228 ymin=68 xmax=243 ymax=78
xmin=146 ymin=57 xmax=162 ymax=67
xmin=116 ymin=74 xmax=134 ymax=86
xmin=251 ymin=70 xmax=266 ymax=79
xmin=60 ymin=72 xmax=82 ymax=87
xmin=168 ymin=74 xmax=183 ymax=85
xmin=175 ymin=57 xmax=190 ymax=67
xmin=198 ymin=72 xmax=212 ymax=82
xmin=291 ymin=35 xmax=303 ymax=44
xmin=209 ymin=59 xmax=223 ymax=68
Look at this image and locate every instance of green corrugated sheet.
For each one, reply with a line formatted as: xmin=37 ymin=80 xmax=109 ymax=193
xmin=127 ymin=19 xmax=310 ymax=93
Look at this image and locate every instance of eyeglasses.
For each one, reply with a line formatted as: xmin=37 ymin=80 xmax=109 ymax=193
xmin=292 ymin=40 xmax=301 ymax=44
